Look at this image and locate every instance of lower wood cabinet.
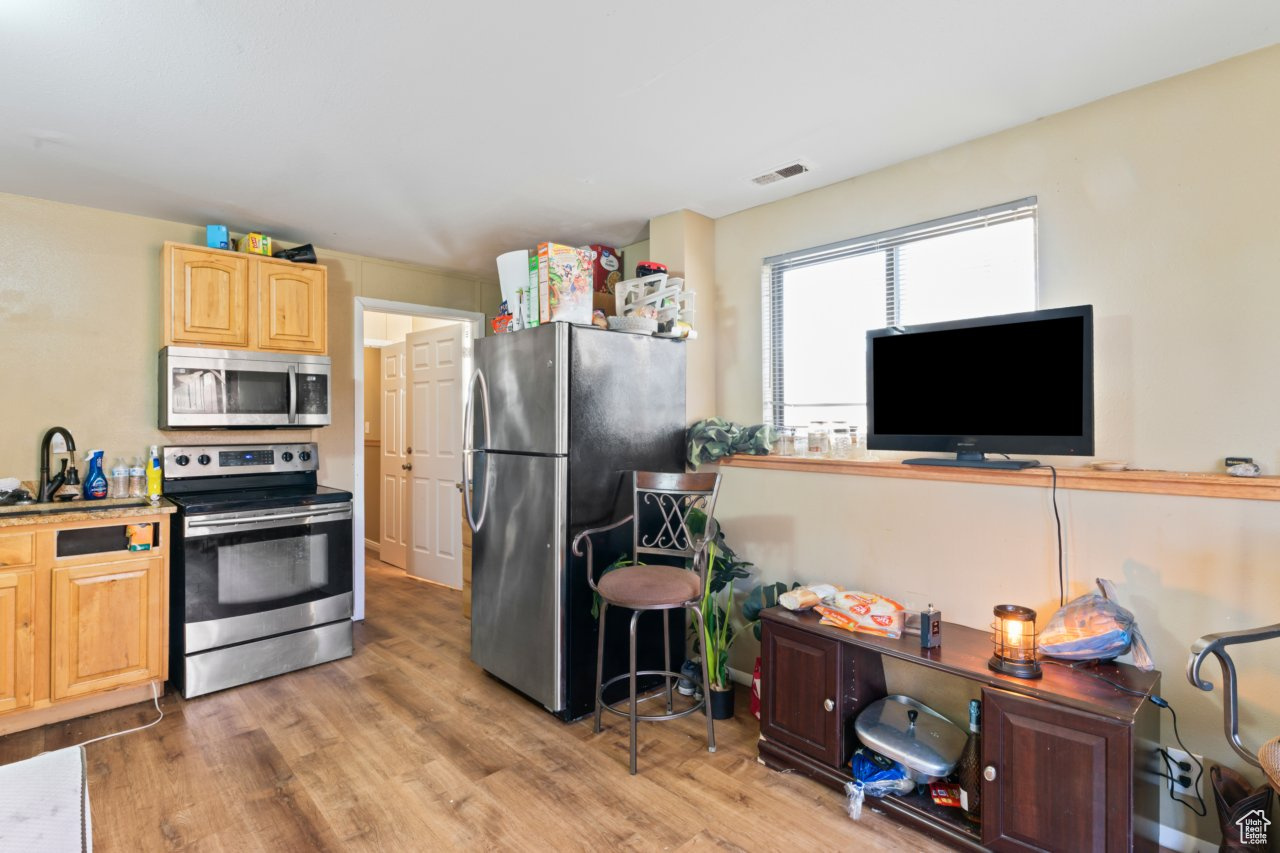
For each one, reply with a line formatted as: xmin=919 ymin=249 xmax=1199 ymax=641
xmin=51 ymin=556 xmax=165 ymax=700
xmin=0 ymin=514 xmax=170 ymax=735
xmin=758 ymin=608 xmax=1159 ymax=852
xmin=0 ymin=569 xmax=35 ymax=714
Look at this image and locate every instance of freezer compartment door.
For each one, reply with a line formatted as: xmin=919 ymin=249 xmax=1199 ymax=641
xmin=473 ymin=323 xmax=568 ymax=455
xmin=470 ymin=452 xmax=567 ymax=712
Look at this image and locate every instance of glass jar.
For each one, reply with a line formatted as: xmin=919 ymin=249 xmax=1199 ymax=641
xmin=807 ymin=420 xmax=830 ymax=456
xmin=830 ymin=421 xmax=852 ymax=458
xmin=775 ymin=427 xmax=796 ymax=456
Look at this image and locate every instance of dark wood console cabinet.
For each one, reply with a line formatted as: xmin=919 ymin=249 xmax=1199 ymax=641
xmin=758 ymin=608 xmax=1161 ymax=852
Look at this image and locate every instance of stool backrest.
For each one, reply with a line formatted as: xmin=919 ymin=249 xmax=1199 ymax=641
xmin=631 ymin=472 xmax=721 ymax=582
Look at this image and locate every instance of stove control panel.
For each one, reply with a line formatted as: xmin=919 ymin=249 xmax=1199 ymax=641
xmin=162 ymin=443 xmax=319 ymax=479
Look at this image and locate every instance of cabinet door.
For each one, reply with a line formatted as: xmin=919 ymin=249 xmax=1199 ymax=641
xmin=256 ymin=259 xmax=327 ymax=353
xmin=982 ymin=688 xmax=1132 ymax=852
xmin=51 ymin=556 xmax=165 ymax=700
xmin=167 ymin=245 xmax=251 ymax=347
xmin=760 ymin=620 xmax=843 ymax=766
xmin=0 ymin=570 xmax=35 ymax=714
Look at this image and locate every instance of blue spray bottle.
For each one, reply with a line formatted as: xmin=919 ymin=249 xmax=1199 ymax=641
xmin=83 ymin=450 xmax=108 ymax=500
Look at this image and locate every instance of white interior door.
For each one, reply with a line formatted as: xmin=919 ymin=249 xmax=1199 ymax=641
xmin=379 ymin=342 xmax=408 ymax=568
xmin=404 ymin=324 xmax=464 ymax=588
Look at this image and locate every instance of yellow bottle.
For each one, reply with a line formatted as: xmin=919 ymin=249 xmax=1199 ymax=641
xmin=145 ymin=445 xmax=162 ymax=502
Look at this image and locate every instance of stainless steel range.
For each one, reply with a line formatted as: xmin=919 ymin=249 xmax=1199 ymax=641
xmin=163 ymin=442 xmax=354 ymax=698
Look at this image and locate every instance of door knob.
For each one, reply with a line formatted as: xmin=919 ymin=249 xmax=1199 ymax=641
xmin=406 ymin=446 xmax=412 ymax=454
xmin=823 ymin=698 xmax=834 ymax=712
xmin=983 ymin=765 xmax=997 ymax=782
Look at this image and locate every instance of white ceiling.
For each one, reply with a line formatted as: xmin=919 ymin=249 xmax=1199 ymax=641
xmin=2 ymin=2 xmax=1278 ymax=277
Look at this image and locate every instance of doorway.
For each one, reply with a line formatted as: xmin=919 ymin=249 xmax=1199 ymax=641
xmin=352 ymin=298 xmax=484 ymax=618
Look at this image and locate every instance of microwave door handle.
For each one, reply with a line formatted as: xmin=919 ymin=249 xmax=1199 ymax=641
xmin=287 ymin=365 xmax=297 ymax=424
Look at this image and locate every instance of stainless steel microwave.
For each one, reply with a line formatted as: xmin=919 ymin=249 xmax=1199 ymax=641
xmin=159 ymin=347 xmax=331 ymax=429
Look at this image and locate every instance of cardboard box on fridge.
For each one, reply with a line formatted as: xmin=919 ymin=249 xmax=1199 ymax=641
xmin=536 ymin=242 xmax=592 ymax=325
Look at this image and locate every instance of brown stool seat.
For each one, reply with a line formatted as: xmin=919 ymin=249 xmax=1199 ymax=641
xmin=599 ymin=565 xmax=702 ymax=609
xmin=1261 ymin=736 xmax=1280 ymax=792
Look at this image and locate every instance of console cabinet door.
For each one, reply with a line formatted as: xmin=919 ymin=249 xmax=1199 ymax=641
xmin=51 ymin=557 xmax=165 ymax=699
xmin=760 ymin=620 xmax=842 ymax=766
xmin=982 ymin=687 xmax=1132 ymax=851
xmin=256 ymin=259 xmax=327 ymax=354
xmin=167 ymin=245 xmax=251 ymax=348
xmin=0 ymin=569 xmax=35 ymax=713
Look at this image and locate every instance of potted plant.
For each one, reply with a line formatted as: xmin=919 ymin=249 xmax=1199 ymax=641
xmin=687 ymin=509 xmax=752 ymax=719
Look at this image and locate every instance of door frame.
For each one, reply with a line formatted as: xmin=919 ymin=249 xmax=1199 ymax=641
xmin=352 ymin=296 xmax=486 ymax=620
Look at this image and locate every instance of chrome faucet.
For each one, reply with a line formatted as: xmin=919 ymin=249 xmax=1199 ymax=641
xmin=38 ymin=426 xmax=77 ymax=502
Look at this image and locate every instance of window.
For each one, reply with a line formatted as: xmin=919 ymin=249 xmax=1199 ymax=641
xmin=762 ymin=197 xmax=1037 ymax=429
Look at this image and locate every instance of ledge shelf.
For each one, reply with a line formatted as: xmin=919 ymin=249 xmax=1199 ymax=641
xmin=717 ymin=454 xmax=1280 ymax=502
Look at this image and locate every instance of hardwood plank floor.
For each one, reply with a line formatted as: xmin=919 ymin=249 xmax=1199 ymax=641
xmin=0 ymin=555 xmax=948 ymax=852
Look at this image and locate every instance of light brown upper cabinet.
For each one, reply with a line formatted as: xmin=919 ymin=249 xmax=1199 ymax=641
xmin=163 ymin=241 xmax=327 ymax=354
xmin=165 ymin=245 xmax=252 ymax=348
xmin=256 ymin=258 xmax=327 ymax=353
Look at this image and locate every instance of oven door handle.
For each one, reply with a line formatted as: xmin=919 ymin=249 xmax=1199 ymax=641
xmin=185 ymin=506 xmax=353 ymax=537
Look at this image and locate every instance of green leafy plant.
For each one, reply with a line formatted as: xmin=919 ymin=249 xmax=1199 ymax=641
xmin=687 ymin=508 xmax=753 ymax=690
xmin=741 ymin=581 xmax=795 ymax=641
xmin=687 ymin=418 xmax=777 ymax=469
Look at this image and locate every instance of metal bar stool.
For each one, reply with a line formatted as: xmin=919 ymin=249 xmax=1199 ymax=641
xmin=571 ymin=471 xmax=720 ymax=775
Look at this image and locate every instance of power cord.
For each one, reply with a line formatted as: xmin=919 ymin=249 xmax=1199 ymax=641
xmin=1043 ymin=659 xmax=1207 ymax=816
xmin=1035 ymin=464 xmax=1065 ymax=607
xmin=39 ymin=681 xmax=164 ymax=755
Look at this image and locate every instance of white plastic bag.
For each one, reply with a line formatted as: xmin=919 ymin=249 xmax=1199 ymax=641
xmin=1038 ymin=578 xmax=1153 ymax=670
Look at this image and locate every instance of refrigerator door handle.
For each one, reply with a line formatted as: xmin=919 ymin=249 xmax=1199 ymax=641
xmin=463 ymin=368 xmax=493 ymax=532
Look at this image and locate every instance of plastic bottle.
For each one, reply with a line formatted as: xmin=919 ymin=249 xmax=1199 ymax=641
xmin=83 ymin=450 xmax=108 ymax=500
xmin=128 ymin=456 xmax=146 ymax=498
xmin=110 ymin=457 xmax=129 ymax=498
xmin=145 ymin=445 xmax=163 ymax=503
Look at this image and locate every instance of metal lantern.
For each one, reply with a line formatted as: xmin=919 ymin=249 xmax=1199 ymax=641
xmin=988 ymin=604 xmax=1042 ymax=679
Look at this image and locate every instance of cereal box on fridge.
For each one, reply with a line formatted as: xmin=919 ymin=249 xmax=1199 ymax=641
xmin=536 ymin=242 xmax=593 ymax=325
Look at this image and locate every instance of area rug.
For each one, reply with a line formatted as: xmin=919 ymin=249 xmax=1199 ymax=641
xmin=0 ymin=745 xmax=91 ymax=851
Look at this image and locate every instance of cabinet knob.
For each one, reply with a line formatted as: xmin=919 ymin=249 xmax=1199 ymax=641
xmin=823 ymin=698 xmax=834 ymax=712
xmin=983 ymin=765 xmax=997 ymax=782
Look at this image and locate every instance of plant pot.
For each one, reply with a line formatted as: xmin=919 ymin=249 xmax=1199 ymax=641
xmin=707 ymin=686 xmax=735 ymax=720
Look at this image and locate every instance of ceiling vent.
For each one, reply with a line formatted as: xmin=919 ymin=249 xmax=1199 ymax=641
xmin=751 ymin=161 xmax=811 ymax=186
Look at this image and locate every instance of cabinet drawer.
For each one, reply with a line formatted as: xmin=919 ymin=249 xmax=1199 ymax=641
xmin=0 ymin=532 xmax=34 ymax=569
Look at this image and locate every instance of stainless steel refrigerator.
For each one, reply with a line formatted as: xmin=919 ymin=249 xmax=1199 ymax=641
xmin=464 ymin=322 xmax=687 ymax=720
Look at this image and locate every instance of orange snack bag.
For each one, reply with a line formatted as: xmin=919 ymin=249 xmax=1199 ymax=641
xmin=814 ymin=591 xmax=905 ymax=638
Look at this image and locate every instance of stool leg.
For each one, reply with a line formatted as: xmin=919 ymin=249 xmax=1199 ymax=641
xmin=629 ymin=609 xmax=641 ymax=775
xmin=594 ymin=601 xmax=608 ymax=734
xmin=690 ymin=605 xmax=716 ymax=754
xmin=663 ymin=609 xmax=673 ymax=713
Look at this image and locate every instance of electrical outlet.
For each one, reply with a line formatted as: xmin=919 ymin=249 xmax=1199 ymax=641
xmin=1160 ymin=746 xmax=1202 ymax=797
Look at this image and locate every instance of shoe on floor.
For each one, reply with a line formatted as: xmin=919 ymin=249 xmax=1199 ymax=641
xmin=677 ymin=658 xmax=701 ymax=696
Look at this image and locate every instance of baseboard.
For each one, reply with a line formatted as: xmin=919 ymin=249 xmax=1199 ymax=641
xmin=1150 ymin=819 xmax=1216 ymax=852
xmin=364 ymin=538 xmax=380 ymax=553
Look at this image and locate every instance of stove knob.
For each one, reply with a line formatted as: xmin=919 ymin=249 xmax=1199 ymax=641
xmin=174 ymin=455 xmax=190 ymax=467
xmin=197 ymin=454 xmax=211 ymax=466
xmin=298 ymin=450 xmax=312 ymax=462
xmin=281 ymin=451 xmax=294 ymax=463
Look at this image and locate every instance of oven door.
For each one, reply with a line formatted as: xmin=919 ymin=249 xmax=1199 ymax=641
xmin=181 ymin=502 xmax=353 ymax=652
xmin=160 ymin=348 xmax=331 ymax=429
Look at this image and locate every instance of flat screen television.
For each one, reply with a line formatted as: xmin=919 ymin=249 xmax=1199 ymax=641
xmin=866 ymin=305 xmax=1094 ymax=470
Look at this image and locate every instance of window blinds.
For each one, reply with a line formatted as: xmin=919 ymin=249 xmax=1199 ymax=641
xmin=762 ymin=197 xmax=1037 ymax=426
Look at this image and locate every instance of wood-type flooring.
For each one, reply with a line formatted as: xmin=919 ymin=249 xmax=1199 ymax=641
xmin=0 ymin=555 xmax=947 ymax=851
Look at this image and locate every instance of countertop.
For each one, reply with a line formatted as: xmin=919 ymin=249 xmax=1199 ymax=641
xmin=0 ymin=495 xmax=176 ymax=528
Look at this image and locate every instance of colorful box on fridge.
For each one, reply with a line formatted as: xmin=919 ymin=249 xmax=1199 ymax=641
xmin=536 ymin=242 xmax=592 ymax=325
xmin=588 ymin=245 xmax=621 ymax=293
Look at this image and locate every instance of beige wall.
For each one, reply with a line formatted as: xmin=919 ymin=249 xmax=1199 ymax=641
xmin=711 ymin=45 xmax=1280 ymax=841
xmin=650 ymin=211 xmax=717 ymax=422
